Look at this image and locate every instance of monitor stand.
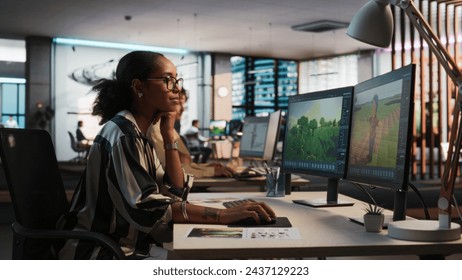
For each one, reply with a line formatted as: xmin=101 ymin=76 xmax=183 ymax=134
xmin=392 ymin=189 xmax=407 ymax=221
xmin=292 ymin=178 xmax=354 ymax=207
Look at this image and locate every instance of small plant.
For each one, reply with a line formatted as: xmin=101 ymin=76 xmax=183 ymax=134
xmin=363 ymin=203 xmax=384 ymax=215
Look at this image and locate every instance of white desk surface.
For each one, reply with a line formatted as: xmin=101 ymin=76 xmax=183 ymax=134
xmin=174 ymin=192 xmax=462 ymax=259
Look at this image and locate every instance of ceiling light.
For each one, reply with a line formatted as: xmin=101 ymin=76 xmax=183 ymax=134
xmin=53 ymin=38 xmax=189 ymax=55
xmin=0 ymin=77 xmax=26 ymax=84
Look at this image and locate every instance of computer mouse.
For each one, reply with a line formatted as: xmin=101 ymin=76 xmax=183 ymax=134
xmin=232 ymin=214 xmax=277 ymax=226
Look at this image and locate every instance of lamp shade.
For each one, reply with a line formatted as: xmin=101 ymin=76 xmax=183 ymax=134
xmin=346 ymin=0 xmax=394 ymax=48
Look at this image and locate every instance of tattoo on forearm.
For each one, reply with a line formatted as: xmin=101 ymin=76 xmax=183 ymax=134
xmin=202 ymin=208 xmax=219 ymax=221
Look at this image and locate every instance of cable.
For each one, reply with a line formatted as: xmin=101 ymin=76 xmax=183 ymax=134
xmin=352 ymin=182 xmax=378 ymax=206
xmin=407 ymin=182 xmax=430 ymax=220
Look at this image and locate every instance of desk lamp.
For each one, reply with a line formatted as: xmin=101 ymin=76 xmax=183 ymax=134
xmin=347 ymin=0 xmax=461 ymax=241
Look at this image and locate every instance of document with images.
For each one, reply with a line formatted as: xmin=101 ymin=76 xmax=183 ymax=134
xmin=187 ymin=228 xmax=243 ymax=238
xmin=244 ymin=228 xmax=301 ymax=239
xmin=186 ymin=227 xmax=301 ymax=240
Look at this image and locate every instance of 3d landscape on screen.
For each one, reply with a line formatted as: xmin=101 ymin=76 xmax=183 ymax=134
xmin=349 ymin=92 xmax=401 ymax=168
xmin=210 ymin=123 xmax=226 ymax=135
xmin=284 ymin=96 xmax=343 ymax=163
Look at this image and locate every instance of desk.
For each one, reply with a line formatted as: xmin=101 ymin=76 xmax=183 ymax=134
xmin=192 ymin=177 xmax=310 ymax=192
xmin=174 ymin=192 xmax=462 ymax=259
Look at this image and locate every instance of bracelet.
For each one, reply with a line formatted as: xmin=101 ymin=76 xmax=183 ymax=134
xmin=217 ymin=209 xmax=222 ymax=224
xmin=181 ymin=201 xmax=189 ymax=222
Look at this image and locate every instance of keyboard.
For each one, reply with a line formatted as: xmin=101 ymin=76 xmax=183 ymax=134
xmin=233 ymin=167 xmax=267 ymax=179
xmin=223 ymin=198 xmax=257 ymax=208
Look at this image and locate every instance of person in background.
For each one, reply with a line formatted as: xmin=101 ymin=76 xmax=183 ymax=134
xmin=173 ymin=90 xmax=184 ymax=134
xmin=58 ymin=51 xmax=274 ymax=259
xmin=149 ymin=88 xmax=235 ymax=178
xmin=184 ymin=119 xmax=213 ymax=163
xmin=4 ymin=115 xmax=19 ymax=128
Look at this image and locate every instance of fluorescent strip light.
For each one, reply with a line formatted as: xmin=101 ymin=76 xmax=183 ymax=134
xmin=0 ymin=77 xmax=26 ymax=84
xmin=53 ymin=38 xmax=189 ymax=55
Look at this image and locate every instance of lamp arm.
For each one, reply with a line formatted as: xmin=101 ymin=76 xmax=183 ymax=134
xmin=397 ymin=0 xmax=462 ymax=227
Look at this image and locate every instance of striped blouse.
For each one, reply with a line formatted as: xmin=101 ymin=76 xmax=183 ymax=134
xmin=58 ymin=110 xmax=193 ymax=259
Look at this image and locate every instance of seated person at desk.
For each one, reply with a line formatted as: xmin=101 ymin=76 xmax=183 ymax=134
xmin=4 ymin=115 xmax=19 ymax=128
xmin=184 ymin=119 xmax=212 ymax=163
xmin=75 ymin=120 xmax=92 ymax=158
xmin=58 ymin=51 xmax=274 ymax=259
xmin=150 ymin=88 xmax=235 ymax=178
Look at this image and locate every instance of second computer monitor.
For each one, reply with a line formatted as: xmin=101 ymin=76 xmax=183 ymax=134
xmin=239 ymin=110 xmax=282 ymax=161
xmin=281 ymin=86 xmax=354 ymax=207
xmin=209 ymin=119 xmax=228 ymax=140
xmin=346 ymin=64 xmax=415 ymax=220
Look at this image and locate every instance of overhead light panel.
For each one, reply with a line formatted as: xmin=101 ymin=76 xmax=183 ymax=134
xmin=0 ymin=77 xmax=26 ymax=84
xmin=53 ymin=38 xmax=189 ymax=55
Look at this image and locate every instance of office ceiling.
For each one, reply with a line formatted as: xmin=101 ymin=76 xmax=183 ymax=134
xmin=0 ymin=0 xmax=375 ymax=60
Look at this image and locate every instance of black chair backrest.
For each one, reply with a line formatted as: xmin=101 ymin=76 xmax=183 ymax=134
xmin=227 ymin=119 xmax=243 ymax=139
xmin=68 ymin=131 xmax=78 ymax=150
xmin=0 ymin=128 xmax=69 ymax=229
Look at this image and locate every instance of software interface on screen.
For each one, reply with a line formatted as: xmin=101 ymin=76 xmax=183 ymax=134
xmin=346 ymin=64 xmax=415 ymax=191
xmin=209 ymin=120 xmax=227 ymax=139
xmin=238 ymin=110 xmax=282 ymax=161
xmin=239 ymin=116 xmax=269 ymax=160
xmin=281 ymin=86 xmax=354 ymax=207
xmin=282 ymin=87 xmax=353 ymax=178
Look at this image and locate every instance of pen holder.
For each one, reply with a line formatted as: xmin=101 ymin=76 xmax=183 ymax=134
xmin=266 ymin=169 xmax=285 ymax=197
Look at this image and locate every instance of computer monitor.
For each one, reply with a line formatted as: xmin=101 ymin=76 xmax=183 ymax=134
xmin=281 ymin=86 xmax=354 ymax=207
xmin=209 ymin=119 xmax=227 ymax=140
xmin=264 ymin=110 xmax=282 ymax=161
xmin=346 ymin=64 xmax=415 ymax=221
xmin=239 ymin=110 xmax=282 ymax=161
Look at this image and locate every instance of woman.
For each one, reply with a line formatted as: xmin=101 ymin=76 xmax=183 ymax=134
xmin=58 ymin=51 xmax=275 ymax=259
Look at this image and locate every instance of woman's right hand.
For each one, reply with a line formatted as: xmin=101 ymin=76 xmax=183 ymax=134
xmin=218 ymin=201 xmax=276 ymax=225
xmin=153 ymin=111 xmax=177 ymax=142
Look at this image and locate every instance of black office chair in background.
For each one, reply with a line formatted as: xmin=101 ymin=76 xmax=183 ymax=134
xmin=0 ymin=128 xmax=125 ymax=259
xmin=180 ymin=134 xmax=202 ymax=162
xmin=68 ymin=131 xmax=88 ymax=163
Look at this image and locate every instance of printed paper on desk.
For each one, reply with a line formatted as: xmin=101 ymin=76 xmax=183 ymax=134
xmin=187 ymin=227 xmax=243 ymax=238
xmin=186 ymin=227 xmax=301 ymax=240
xmin=243 ymin=228 xmax=301 ymax=240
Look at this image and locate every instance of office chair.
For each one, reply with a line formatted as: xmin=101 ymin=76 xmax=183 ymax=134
xmin=0 ymin=128 xmax=125 ymax=259
xmin=68 ymin=131 xmax=88 ymax=163
xmin=180 ymin=135 xmax=202 ymax=162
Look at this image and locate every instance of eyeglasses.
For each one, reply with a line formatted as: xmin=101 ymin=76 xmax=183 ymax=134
xmin=145 ymin=76 xmax=184 ymax=91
